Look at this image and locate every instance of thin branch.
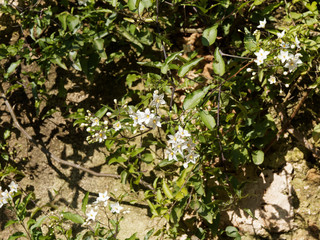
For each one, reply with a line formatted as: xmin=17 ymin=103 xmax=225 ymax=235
xmin=1 ymin=92 xmax=154 ymax=191
xmin=219 ymin=50 xmax=254 ymax=60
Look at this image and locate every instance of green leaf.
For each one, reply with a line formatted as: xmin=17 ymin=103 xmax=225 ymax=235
xmin=176 ymin=165 xmax=192 ymax=187
xmin=93 ymin=38 xmax=107 ymax=60
xmin=109 ymin=156 xmax=127 ymax=164
xmin=183 ymin=85 xmax=211 ymax=110
xmin=57 ymin=12 xmax=69 ymax=31
xmin=162 ymin=180 xmax=173 ymax=199
xmin=6 ymin=60 xmax=21 ymax=75
xmin=244 ymin=28 xmax=257 ymax=51
xmin=202 ymin=25 xmax=218 ymax=46
xmin=147 ymin=200 xmax=159 ymax=216
xmin=142 ymin=153 xmax=153 ymax=163
xmin=8 ymin=232 xmax=26 ymax=240
xmin=50 ymin=57 xmax=68 ymax=70
xmin=82 ymin=192 xmax=89 ymax=214
xmin=130 ymin=147 xmax=145 ymax=157
xmin=95 ymin=105 xmax=109 ymax=119
xmin=128 ymin=0 xmax=137 ymax=10
xmin=5 ymin=220 xmax=19 ymax=229
xmin=312 ymin=124 xmax=320 ymax=142
xmin=66 ymin=15 xmax=81 ymax=33
xmin=144 ymin=229 xmax=154 ymax=240
xmin=212 ymin=47 xmax=225 ymax=76
xmin=225 ymin=226 xmax=241 ymax=238
xmin=29 ymin=216 xmax=47 ymax=231
xmin=117 ymin=26 xmax=144 ymax=53
xmin=178 ymin=57 xmax=203 ymax=77
xmin=4 ymin=129 xmax=11 ymax=140
xmin=62 ymin=212 xmax=85 ymax=224
xmin=200 ymin=110 xmax=216 ymax=130
xmin=252 ymin=150 xmax=264 ymax=165
xmin=161 ymin=51 xmax=183 ymax=74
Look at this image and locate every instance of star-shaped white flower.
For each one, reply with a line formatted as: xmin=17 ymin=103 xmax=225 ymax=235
xmin=268 ymin=76 xmax=277 ymax=84
xmin=86 ymin=209 xmax=98 ymax=221
xmin=110 ymin=202 xmax=123 ymax=214
xmin=257 ymin=18 xmax=267 ymax=28
xmin=277 ymin=30 xmax=286 ymax=38
xmin=277 ymin=50 xmax=289 ymax=63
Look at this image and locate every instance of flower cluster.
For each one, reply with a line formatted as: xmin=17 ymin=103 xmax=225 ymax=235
xmin=80 ymin=110 xmax=111 ymax=143
xmin=251 ymin=18 xmax=303 ymax=87
xmin=0 ymin=181 xmax=18 ymax=208
xmin=165 ymin=126 xmax=199 ymax=168
xmin=85 ymin=190 xmax=125 ymax=224
xmin=129 ymin=90 xmax=165 ymax=131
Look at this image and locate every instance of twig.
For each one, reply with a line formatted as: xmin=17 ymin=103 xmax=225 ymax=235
xmin=264 ymin=90 xmax=310 ymax=154
xmin=219 ymin=50 xmax=254 ymax=60
xmin=216 ymin=84 xmax=226 ymax=163
xmin=1 ymin=92 xmax=154 ymax=191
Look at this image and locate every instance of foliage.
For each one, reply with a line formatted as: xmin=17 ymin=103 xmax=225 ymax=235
xmin=1 ymin=0 xmax=320 ymax=239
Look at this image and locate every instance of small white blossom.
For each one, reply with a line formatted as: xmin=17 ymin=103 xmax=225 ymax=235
xmin=257 ymin=18 xmax=267 ymax=28
xmin=9 ymin=181 xmax=18 ymax=194
xmin=110 ymin=202 xmax=123 ymax=214
xmin=95 ymin=191 xmax=110 ymax=207
xmin=268 ymin=75 xmax=277 ymax=84
xmin=113 ymin=122 xmax=121 ymax=131
xmin=277 ymin=50 xmax=289 ymax=63
xmin=246 ymin=68 xmax=253 ymax=72
xmin=284 ymin=53 xmax=303 ymax=72
xmin=86 ymin=209 xmax=97 ymax=221
xmin=277 ymin=30 xmax=286 ymax=38
xmin=150 ymin=91 xmax=166 ymax=109
xmin=165 ymin=148 xmax=178 ymax=161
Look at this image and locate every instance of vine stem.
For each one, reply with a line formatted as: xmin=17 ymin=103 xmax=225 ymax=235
xmin=0 ymin=91 xmax=154 ymax=191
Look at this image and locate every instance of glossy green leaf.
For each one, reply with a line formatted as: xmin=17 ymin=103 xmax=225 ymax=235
xmin=7 ymin=60 xmax=21 ymax=75
xmin=62 ymin=212 xmax=85 ymax=224
xmin=4 ymin=129 xmax=11 ymax=140
xmin=147 ymin=200 xmax=159 ymax=216
xmin=225 ymin=226 xmax=241 ymax=238
xmin=202 ymin=25 xmax=218 ymax=46
xmin=95 ymin=105 xmax=109 ymax=119
xmin=93 ymin=38 xmax=107 ymax=59
xmin=178 ymin=57 xmax=204 ymax=77
xmin=200 ymin=110 xmax=216 ymax=130
xmin=183 ymin=85 xmax=211 ymax=110
xmin=212 ymin=47 xmax=225 ymax=76
xmin=162 ymin=180 xmax=173 ymax=199
xmin=66 ymin=15 xmax=80 ymax=33
xmin=81 ymin=192 xmax=89 ymax=214
xmin=252 ymin=150 xmax=264 ymax=165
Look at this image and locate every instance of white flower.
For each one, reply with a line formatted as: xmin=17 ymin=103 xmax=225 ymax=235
xmin=283 ymin=71 xmax=288 ymax=75
xmin=78 ymin=0 xmax=89 ymax=6
xmin=113 ymin=121 xmax=121 ymax=131
xmin=165 ymin=148 xmax=178 ymax=161
xmin=279 ymin=40 xmax=290 ymax=48
xmin=9 ymin=181 xmax=18 ymax=194
xmin=167 ymin=134 xmax=183 ymax=146
xmin=246 ymin=68 xmax=253 ymax=72
xmin=254 ymin=49 xmax=270 ymax=65
xmin=177 ymin=126 xmax=191 ymax=138
xmin=284 ymin=53 xmax=303 ymax=72
xmin=254 ymin=49 xmax=270 ymax=60
xmin=277 ymin=30 xmax=286 ymax=38
xmin=147 ymin=116 xmax=162 ymax=129
xmin=95 ymin=191 xmax=110 ymax=206
xmin=277 ymin=50 xmax=289 ymax=63
xmin=142 ymin=108 xmax=154 ymax=125
xmin=257 ymin=18 xmax=266 ymax=28
xmin=91 ymin=117 xmax=100 ymax=127
xmin=1 ymin=189 xmax=11 ymax=200
xmin=0 ymin=197 xmax=8 ymax=208
xmin=86 ymin=209 xmax=97 ymax=221
xmin=150 ymin=91 xmax=166 ymax=109
xmin=129 ymin=112 xmax=139 ymax=127
xmin=268 ymin=75 xmax=277 ymax=84
xmin=95 ymin=131 xmax=107 ymax=143
xmin=110 ymin=202 xmax=123 ymax=214
xmin=184 ymin=139 xmax=196 ymax=153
